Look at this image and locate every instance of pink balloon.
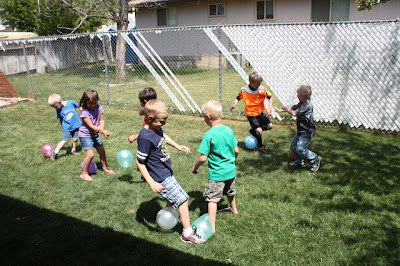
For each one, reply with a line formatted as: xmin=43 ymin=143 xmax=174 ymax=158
xmin=81 ymin=161 xmax=97 ymax=174
xmin=42 ymin=144 xmax=55 ymax=158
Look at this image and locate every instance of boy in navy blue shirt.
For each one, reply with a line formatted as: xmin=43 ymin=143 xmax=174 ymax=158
xmin=48 ymin=94 xmax=81 ymax=162
xmin=136 ymin=99 xmax=206 ymax=244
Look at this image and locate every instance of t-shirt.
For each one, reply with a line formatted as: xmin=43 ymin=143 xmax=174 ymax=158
xmin=136 ymin=127 xmax=173 ymax=183
xmin=79 ymin=105 xmax=104 ymax=138
xmin=56 ymin=100 xmax=80 ymax=132
xmin=197 ymin=125 xmax=238 ymax=181
xmin=235 ymin=85 xmax=272 ymax=117
xmin=292 ymin=99 xmax=316 ymax=138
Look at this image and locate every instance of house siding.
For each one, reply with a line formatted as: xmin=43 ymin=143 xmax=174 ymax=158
xmin=135 ymin=0 xmax=399 ymax=29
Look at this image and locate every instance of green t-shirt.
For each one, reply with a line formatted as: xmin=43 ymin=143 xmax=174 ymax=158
xmin=197 ymin=125 xmax=238 ymax=181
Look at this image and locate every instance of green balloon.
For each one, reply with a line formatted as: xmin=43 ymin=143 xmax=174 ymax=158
xmin=117 ymin=149 xmax=134 ymax=169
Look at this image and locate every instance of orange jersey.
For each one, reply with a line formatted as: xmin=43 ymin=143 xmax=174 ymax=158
xmin=236 ymin=85 xmax=272 ymax=116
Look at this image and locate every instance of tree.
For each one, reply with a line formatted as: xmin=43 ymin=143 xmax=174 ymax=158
xmin=56 ymin=0 xmax=164 ymax=79
xmin=354 ymin=0 xmax=390 ymax=11
xmin=0 ymin=0 xmax=103 ymax=35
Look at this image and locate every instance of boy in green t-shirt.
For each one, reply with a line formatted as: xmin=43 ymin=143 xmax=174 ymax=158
xmin=192 ymin=101 xmax=239 ymax=234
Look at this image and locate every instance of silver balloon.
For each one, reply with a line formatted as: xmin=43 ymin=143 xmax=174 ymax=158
xmin=156 ymin=207 xmax=179 ymax=229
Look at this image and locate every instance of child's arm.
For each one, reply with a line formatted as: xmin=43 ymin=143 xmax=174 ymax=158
xmin=97 ymin=114 xmax=110 ymax=137
xmin=192 ymin=154 xmax=207 ymax=174
xmin=229 ymin=98 xmax=239 ymax=111
xmin=274 ymin=106 xmax=296 ymax=116
xmin=234 ymin=145 xmax=239 ymax=158
xmin=136 ymin=160 xmax=164 ymax=193
xmin=128 ymin=133 xmax=139 ymax=143
xmin=164 ymin=134 xmax=190 ymax=154
xmin=82 ymin=115 xmax=110 ymax=138
xmin=266 ymin=96 xmax=273 ymax=116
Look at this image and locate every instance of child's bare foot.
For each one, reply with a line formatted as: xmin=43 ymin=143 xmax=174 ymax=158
xmin=231 ymin=208 xmax=239 ymax=215
xmin=103 ymin=168 xmax=115 ymax=175
xmin=80 ymin=173 xmax=94 ymax=181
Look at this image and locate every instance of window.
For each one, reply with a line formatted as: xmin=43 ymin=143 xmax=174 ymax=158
xmin=157 ymin=7 xmax=177 ymax=26
xmin=312 ymin=0 xmax=349 ymax=22
xmin=256 ymin=0 xmax=274 ymax=20
xmin=209 ymin=3 xmax=225 ymax=17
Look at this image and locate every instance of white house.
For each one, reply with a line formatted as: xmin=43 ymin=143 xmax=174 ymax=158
xmin=132 ymin=0 xmax=400 ymax=29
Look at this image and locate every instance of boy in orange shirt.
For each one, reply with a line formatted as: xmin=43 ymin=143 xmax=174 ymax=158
xmin=230 ymin=71 xmax=273 ymax=154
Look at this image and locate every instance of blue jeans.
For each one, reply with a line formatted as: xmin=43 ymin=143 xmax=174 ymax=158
xmin=290 ymin=134 xmax=317 ymax=164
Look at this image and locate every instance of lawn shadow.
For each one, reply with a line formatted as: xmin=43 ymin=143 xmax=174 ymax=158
xmin=0 ymin=194 xmax=225 ymax=265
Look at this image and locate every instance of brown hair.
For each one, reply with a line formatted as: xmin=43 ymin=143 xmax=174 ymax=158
xmin=79 ymin=89 xmax=99 ymax=108
xmin=138 ymin=87 xmax=157 ymax=104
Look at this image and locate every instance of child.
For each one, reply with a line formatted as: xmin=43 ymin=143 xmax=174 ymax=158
xmin=229 ymin=71 xmax=273 ymax=154
xmin=274 ymin=84 xmax=322 ymax=172
xmin=136 ymin=99 xmax=206 ymax=244
xmin=47 ymin=94 xmax=81 ymax=162
xmin=128 ymin=87 xmax=157 ymax=143
xmin=78 ymin=89 xmax=114 ymax=181
xmin=192 ymin=101 xmax=239 ymax=234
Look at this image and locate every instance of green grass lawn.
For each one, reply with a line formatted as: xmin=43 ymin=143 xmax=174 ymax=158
xmin=0 ymin=101 xmax=399 ymax=265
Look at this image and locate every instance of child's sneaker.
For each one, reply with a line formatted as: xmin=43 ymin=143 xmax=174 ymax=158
xmin=257 ymin=146 xmax=267 ymax=155
xmin=180 ymin=227 xmax=207 ymax=244
xmin=310 ymin=156 xmax=322 ymax=172
xmin=288 ymin=160 xmax=305 ymax=167
xmin=50 ymin=151 xmax=57 ymax=163
xmin=71 ymin=151 xmax=80 ymax=156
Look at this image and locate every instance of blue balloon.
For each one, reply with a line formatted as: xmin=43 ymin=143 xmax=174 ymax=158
xmin=245 ymin=135 xmax=257 ymax=149
xmin=117 ymin=149 xmax=134 ymax=169
xmin=191 ymin=213 xmax=213 ymax=239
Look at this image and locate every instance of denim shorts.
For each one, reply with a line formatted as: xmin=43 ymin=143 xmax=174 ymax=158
xmin=204 ymin=178 xmax=236 ymax=203
xmin=160 ymin=176 xmax=189 ymax=208
xmin=62 ymin=128 xmax=79 ymax=141
xmin=80 ymin=136 xmax=103 ymax=150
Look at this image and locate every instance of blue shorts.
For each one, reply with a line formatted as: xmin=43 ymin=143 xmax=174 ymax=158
xmin=80 ymin=136 xmax=103 ymax=150
xmin=160 ymin=176 xmax=189 ymax=208
xmin=63 ymin=128 xmax=79 ymax=141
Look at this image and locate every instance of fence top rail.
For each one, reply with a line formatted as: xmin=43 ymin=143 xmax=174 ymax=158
xmin=0 ymin=19 xmax=398 ymax=45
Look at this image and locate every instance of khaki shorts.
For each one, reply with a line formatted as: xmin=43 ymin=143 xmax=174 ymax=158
xmin=204 ymin=178 xmax=236 ymax=203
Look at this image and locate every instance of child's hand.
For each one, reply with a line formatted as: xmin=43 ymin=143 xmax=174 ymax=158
xmin=176 ymin=145 xmax=190 ymax=154
xmin=128 ymin=135 xmax=136 ymax=143
xmin=102 ymin=130 xmax=110 ymax=138
xmin=273 ymin=107 xmax=283 ymax=113
xmin=192 ymin=166 xmax=199 ymax=174
xmin=266 ymin=110 xmax=271 ymax=116
xmin=149 ymin=181 xmax=164 ymax=193
xmin=229 ymin=105 xmax=235 ymax=111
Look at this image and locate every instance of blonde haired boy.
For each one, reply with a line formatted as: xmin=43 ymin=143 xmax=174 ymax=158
xmin=136 ymin=99 xmax=206 ymax=244
xmin=192 ymin=101 xmax=239 ymax=234
xmin=47 ymin=94 xmax=81 ymax=162
xmin=274 ymin=85 xmax=321 ymax=172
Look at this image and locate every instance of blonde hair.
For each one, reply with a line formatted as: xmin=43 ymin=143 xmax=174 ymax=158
xmin=48 ymin=94 xmax=62 ymax=106
xmin=202 ymin=101 xmax=222 ymax=120
xmin=298 ymin=84 xmax=312 ymax=99
xmin=249 ymin=71 xmax=263 ymax=84
xmin=144 ymin=99 xmax=168 ymax=118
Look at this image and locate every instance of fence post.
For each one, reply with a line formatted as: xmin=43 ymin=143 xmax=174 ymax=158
xmin=22 ymin=43 xmax=33 ymax=98
xmin=218 ymin=26 xmax=223 ymax=105
xmin=102 ymin=35 xmax=111 ymax=108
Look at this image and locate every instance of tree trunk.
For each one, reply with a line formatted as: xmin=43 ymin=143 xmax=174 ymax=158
xmin=115 ymin=0 xmax=129 ymax=79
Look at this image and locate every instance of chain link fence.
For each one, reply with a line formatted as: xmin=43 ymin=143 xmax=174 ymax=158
xmin=1 ymin=20 xmax=399 ymax=133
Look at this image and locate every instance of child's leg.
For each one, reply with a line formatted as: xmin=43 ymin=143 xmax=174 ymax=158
xmin=71 ymin=138 xmax=79 ymax=154
xmin=227 ymin=195 xmax=239 ymax=215
xmin=55 ymin=140 xmax=68 ymax=154
xmin=296 ymin=136 xmax=317 ymax=163
xmin=95 ymin=145 xmax=115 ymax=174
xmin=81 ymin=149 xmax=94 ymax=181
xmin=177 ymin=200 xmax=191 ymax=229
xmin=208 ymin=201 xmax=217 ymax=233
xmin=290 ymin=135 xmax=303 ymax=163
